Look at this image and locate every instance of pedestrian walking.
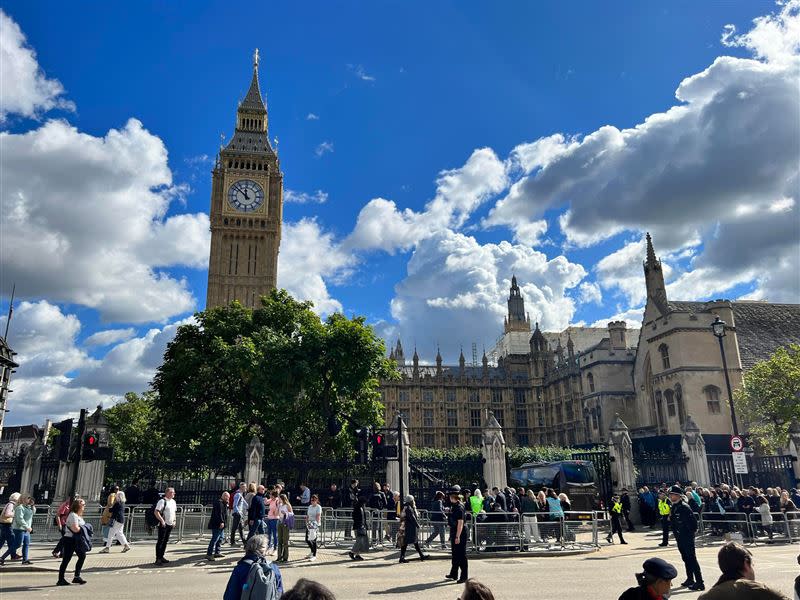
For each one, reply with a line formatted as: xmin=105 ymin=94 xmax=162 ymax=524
xmin=57 ymin=498 xmax=89 ymax=586
xmin=206 ymin=491 xmax=229 ymax=560
xmin=425 ymin=491 xmax=448 ymax=549
xmin=2 ymin=493 xmax=34 ymax=565
xmin=0 ymin=492 xmax=20 ymax=563
xmin=266 ymin=489 xmax=280 ymax=551
xmin=247 ymin=485 xmax=267 ymax=540
xmin=230 ymin=482 xmax=248 ymax=547
xmin=154 ymin=487 xmax=178 ymax=565
xmin=349 ymin=495 xmax=369 ymax=561
xmin=398 ymin=495 xmax=429 ymax=563
xmin=51 ymin=494 xmax=72 ymax=558
xmin=368 ymin=482 xmax=386 ymax=545
xmin=101 ymin=490 xmax=131 ymax=553
xmin=657 ymin=491 xmax=671 ymax=547
xmin=621 ymin=489 xmax=635 ymax=532
xmin=669 ymin=485 xmax=704 ymax=591
xmin=618 ymin=557 xmax=678 ymax=600
xmin=100 ymin=484 xmax=119 ymax=544
xmin=296 ymin=483 xmax=311 ymax=507
xmin=305 ymin=494 xmax=322 ymax=561
xmin=698 ymin=542 xmax=789 ymax=599
xmin=344 ymin=479 xmax=359 ymax=539
xmin=607 ymin=494 xmax=628 ymax=544
xmin=277 ymin=493 xmax=293 ymax=563
xmin=445 ymin=486 xmax=468 ymax=583
xmin=222 ymin=533 xmax=284 ymax=600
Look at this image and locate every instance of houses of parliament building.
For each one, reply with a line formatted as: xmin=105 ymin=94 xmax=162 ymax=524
xmin=379 ymin=235 xmax=800 ymax=449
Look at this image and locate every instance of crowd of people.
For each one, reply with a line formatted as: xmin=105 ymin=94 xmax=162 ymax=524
xmin=638 ymin=482 xmax=800 ymax=542
xmin=1 ymin=476 xmax=798 ymax=598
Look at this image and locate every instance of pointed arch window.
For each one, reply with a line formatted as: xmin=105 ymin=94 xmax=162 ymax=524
xmin=587 ymin=372 xmax=595 ymax=393
xmin=659 ymin=344 xmax=671 ymax=370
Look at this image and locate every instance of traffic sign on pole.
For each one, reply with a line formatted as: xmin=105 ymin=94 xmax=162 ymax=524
xmin=732 ymin=451 xmax=748 ymax=474
xmin=730 ymin=435 xmax=744 ymax=452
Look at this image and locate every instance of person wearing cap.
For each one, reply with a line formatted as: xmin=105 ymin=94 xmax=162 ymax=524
xmin=669 ymin=484 xmax=704 ymax=591
xmin=618 ymin=557 xmax=678 ymax=600
xmin=397 ymin=495 xmax=429 ymax=563
xmin=698 ymin=542 xmax=789 ymax=600
xmin=445 ymin=486 xmax=469 ymax=583
xmin=607 ymin=494 xmax=628 ymax=544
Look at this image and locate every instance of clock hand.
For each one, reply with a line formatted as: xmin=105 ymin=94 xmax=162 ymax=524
xmin=243 ymin=188 xmax=250 ymax=200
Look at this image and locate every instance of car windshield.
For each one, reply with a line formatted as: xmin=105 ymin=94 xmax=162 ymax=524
xmin=561 ymin=462 xmax=596 ymax=484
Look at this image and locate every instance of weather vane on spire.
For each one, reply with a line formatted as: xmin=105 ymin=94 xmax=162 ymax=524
xmin=253 ymin=48 xmax=260 ymax=68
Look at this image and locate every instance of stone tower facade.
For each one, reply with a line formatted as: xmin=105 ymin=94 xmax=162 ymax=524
xmin=206 ymin=49 xmax=283 ymax=310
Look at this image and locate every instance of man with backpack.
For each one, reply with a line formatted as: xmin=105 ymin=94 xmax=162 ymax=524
xmin=154 ymin=487 xmax=177 ymax=565
xmin=223 ymin=533 xmax=283 ymax=600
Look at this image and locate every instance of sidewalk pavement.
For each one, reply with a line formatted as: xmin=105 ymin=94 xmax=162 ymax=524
xmin=1 ymin=536 xmax=596 ymax=574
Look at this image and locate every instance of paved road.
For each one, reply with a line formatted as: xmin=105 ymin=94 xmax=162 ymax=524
xmin=1 ymin=531 xmax=796 ymax=599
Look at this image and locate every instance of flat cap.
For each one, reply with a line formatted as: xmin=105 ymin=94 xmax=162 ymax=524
xmin=642 ymin=557 xmax=678 ymax=580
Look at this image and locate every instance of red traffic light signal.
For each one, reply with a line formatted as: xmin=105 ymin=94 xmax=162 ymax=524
xmin=374 ymin=433 xmax=383 ymax=445
xmin=87 ymin=434 xmax=97 ymax=446
xmin=83 ymin=430 xmax=99 ymax=460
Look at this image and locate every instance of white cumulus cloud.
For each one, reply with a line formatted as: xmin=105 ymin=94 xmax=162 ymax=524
xmin=0 ymin=9 xmax=74 ymax=122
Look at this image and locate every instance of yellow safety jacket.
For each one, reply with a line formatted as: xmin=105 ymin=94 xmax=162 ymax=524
xmin=611 ymin=501 xmax=622 ymax=514
xmin=658 ymin=499 xmax=671 ymax=516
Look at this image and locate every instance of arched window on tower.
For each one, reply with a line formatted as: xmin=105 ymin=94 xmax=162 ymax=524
xmin=587 ymin=372 xmax=595 ymax=393
xmin=704 ymin=385 xmax=722 ymax=414
xmin=665 ymin=389 xmax=676 ymax=418
xmin=659 ymin=344 xmax=670 ymax=370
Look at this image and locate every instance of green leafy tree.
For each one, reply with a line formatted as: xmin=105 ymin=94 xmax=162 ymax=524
xmin=153 ymin=289 xmax=398 ymax=462
xmin=104 ymin=391 xmax=168 ymax=462
xmin=735 ymin=344 xmax=800 ymax=453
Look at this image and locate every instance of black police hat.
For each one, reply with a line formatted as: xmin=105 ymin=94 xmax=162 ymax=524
xmin=642 ymin=557 xmax=678 ymax=580
xmin=447 ymin=485 xmax=462 ymax=496
xmin=668 ymin=485 xmax=684 ymax=495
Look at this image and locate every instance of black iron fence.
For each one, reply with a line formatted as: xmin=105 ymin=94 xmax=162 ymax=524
xmin=633 ymin=449 xmax=688 ymax=488
xmin=572 ymin=449 xmax=612 ymax=505
xmin=105 ymin=459 xmax=243 ymax=505
xmin=706 ymin=453 xmax=796 ymax=490
xmin=260 ymin=459 xmax=383 ymax=501
xmin=409 ymin=457 xmax=484 ymax=505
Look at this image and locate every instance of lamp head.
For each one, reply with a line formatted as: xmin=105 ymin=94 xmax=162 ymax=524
xmin=711 ymin=316 xmax=726 ymax=338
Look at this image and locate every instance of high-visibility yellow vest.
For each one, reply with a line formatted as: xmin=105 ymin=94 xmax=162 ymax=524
xmin=659 ymin=499 xmax=671 ymax=516
xmin=612 ymin=501 xmax=622 ymax=514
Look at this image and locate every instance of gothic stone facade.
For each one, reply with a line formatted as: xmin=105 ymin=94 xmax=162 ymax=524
xmin=380 ymin=234 xmax=800 ymax=448
xmin=206 ymin=50 xmax=283 ymax=309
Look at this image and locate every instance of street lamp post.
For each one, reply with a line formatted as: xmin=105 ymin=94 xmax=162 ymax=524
xmin=711 ymin=316 xmax=739 ymax=436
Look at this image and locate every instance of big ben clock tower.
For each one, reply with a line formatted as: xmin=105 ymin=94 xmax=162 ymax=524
xmin=206 ymin=49 xmax=283 ymax=309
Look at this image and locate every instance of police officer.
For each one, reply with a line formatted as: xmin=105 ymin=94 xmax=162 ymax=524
xmin=607 ymin=494 xmax=627 ymax=544
xmin=668 ymin=485 xmax=704 ymax=591
xmin=445 ymin=485 xmax=468 ymax=583
xmin=656 ymin=491 xmax=671 ymax=547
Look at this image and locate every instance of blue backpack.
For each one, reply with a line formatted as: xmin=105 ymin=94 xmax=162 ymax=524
xmin=241 ymin=558 xmax=279 ymax=600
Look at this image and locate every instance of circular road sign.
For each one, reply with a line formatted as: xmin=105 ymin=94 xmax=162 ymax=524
xmin=730 ymin=435 xmax=744 ymax=452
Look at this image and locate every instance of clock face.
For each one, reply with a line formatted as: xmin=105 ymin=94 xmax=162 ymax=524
xmin=227 ymin=179 xmax=264 ymax=212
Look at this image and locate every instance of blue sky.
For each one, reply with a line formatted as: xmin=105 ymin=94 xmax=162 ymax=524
xmin=1 ymin=1 xmax=798 ymax=425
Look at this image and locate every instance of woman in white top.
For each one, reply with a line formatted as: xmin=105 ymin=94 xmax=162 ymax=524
xmin=57 ymin=498 xmax=87 ymax=586
xmin=305 ymin=494 xmax=322 ymax=561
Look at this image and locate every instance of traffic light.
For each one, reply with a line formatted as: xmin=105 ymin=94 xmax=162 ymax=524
xmin=372 ymin=431 xmax=386 ymax=460
xmin=83 ymin=430 xmax=99 ymax=461
xmin=52 ymin=419 xmax=73 ymax=461
xmin=355 ymin=428 xmax=370 ymax=465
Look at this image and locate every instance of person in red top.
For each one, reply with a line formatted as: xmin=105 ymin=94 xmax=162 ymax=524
xmin=618 ymin=557 xmax=678 ymax=600
xmin=51 ymin=495 xmax=74 ymax=558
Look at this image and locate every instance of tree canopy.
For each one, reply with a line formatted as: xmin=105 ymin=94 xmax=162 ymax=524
xmin=152 ymin=289 xmax=398 ymax=462
xmin=735 ymin=343 xmax=800 ymax=453
xmin=104 ymin=391 xmax=167 ymax=463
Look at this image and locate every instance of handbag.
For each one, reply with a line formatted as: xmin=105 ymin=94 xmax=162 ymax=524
xmin=395 ymin=527 xmax=405 ymax=548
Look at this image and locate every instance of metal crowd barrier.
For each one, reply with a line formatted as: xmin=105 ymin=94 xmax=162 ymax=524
xmin=29 ymin=502 xmax=606 ymax=552
xmin=696 ymin=510 xmax=799 ymax=546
